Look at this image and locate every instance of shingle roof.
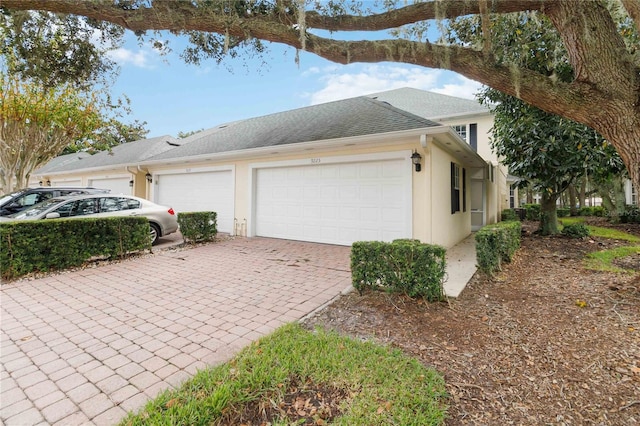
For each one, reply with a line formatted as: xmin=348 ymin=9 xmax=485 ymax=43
xmin=41 ymin=135 xmax=181 ymax=173
xmin=366 ymin=87 xmax=489 ymax=120
xmin=148 ymin=96 xmax=441 ymax=161
xmin=34 ymin=151 xmax=92 ymax=174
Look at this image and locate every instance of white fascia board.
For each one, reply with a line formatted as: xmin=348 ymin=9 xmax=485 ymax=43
xmin=44 ymin=164 xmax=142 ymax=177
xmin=429 ymin=110 xmax=493 ymax=122
xmin=422 ymin=127 xmax=487 ymax=168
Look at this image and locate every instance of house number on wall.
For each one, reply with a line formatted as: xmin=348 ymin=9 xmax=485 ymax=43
xmin=311 ymin=158 xmax=321 ymax=164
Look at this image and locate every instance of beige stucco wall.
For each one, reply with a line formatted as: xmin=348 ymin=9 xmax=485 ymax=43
xmin=429 ymin=146 xmax=472 ymax=248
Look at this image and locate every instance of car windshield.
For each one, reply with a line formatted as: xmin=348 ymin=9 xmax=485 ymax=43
xmin=0 ymin=190 xmax=26 ymax=205
xmin=8 ymin=197 xmax=68 ymax=219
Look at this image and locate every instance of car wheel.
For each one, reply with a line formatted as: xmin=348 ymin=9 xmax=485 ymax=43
xmin=150 ymin=223 xmax=161 ymax=245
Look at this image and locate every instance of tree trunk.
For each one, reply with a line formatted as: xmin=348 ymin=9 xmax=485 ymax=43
xmin=600 ymin=192 xmax=615 ymax=219
xmin=579 ymin=179 xmax=586 ymax=209
xmin=539 ymin=191 xmax=560 ymax=236
xmin=613 ymin=175 xmax=627 ymax=217
xmin=568 ymin=184 xmax=578 ymax=216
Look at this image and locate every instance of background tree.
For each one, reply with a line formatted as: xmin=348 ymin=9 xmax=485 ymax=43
xmin=62 ymin=95 xmax=149 ymax=154
xmin=2 ymin=0 xmax=638 ymax=192
xmin=480 ymin=88 xmax=623 ymax=235
xmin=464 ymin=10 xmax=627 ymax=232
xmin=177 ymin=129 xmax=205 ymax=139
xmin=0 ymin=75 xmax=102 ymax=193
xmin=0 ymin=10 xmax=147 ymax=138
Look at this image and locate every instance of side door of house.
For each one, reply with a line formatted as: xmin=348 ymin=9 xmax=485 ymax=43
xmin=471 ymin=179 xmax=484 ymax=231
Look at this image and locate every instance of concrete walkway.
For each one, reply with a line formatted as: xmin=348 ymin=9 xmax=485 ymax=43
xmin=0 ymin=235 xmax=476 ymax=425
xmin=443 ymin=234 xmax=478 ymax=298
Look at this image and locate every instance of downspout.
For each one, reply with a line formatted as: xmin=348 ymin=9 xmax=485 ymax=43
xmin=421 ymin=135 xmax=433 ymax=244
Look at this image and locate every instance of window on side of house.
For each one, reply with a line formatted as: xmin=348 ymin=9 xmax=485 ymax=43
xmin=469 ymin=123 xmax=478 ymax=151
xmin=451 ymin=162 xmax=461 ymax=214
xmin=510 ymin=185 xmax=516 ymax=209
xmin=452 ymin=124 xmax=467 ymax=142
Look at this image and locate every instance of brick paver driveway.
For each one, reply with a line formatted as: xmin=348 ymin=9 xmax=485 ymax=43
xmin=1 ymin=238 xmax=351 ymax=425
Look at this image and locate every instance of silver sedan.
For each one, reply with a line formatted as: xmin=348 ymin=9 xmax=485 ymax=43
xmin=0 ymin=194 xmax=179 ymax=244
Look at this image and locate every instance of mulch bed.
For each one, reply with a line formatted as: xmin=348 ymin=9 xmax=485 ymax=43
xmin=302 ymin=220 xmax=640 ymax=424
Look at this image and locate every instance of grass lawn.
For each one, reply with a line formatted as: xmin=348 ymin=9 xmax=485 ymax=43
xmin=560 ymin=218 xmax=640 ymax=272
xmin=120 ymin=323 xmax=447 ymax=425
xmin=584 ymin=245 xmax=640 ymax=273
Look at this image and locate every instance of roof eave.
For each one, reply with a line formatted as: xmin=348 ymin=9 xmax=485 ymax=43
xmin=422 ymin=127 xmax=487 ymax=168
xmin=428 ymin=110 xmax=493 ymax=122
xmin=139 ymin=126 xmax=454 ymax=168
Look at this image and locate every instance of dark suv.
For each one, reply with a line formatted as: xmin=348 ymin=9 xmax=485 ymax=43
xmin=0 ymin=187 xmax=110 ymax=216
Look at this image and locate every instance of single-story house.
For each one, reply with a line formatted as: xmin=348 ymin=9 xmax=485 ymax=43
xmin=34 ymin=89 xmax=503 ymax=249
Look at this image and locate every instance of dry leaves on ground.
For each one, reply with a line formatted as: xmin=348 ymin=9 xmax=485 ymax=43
xmin=303 ymin=221 xmax=640 ymax=425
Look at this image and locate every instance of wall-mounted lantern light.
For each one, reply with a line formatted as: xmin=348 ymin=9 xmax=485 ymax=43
xmin=145 ymin=173 xmax=153 ymax=183
xmin=129 ymin=179 xmax=134 ymax=187
xmin=39 ymin=180 xmax=43 ymax=186
xmin=411 ymin=150 xmax=422 ymax=172
xmin=46 ymin=180 xmax=51 ymax=187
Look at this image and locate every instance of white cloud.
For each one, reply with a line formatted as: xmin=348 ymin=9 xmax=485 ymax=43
xmin=431 ymin=75 xmax=484 ymax=100
xmin=106 ymin=48 xmax=151 ymax=68
xmin=305 ymin=64 xmax=483 ymax=104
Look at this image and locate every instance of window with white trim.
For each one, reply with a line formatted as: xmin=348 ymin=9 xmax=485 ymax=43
xmin=451 ymin=162 xmax=461 ymax=214
xmin=452 ymin=125 xmax=467 ymax=141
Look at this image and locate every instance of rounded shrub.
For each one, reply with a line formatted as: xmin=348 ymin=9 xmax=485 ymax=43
xmin=561 ymin=223 xmax=590 ymax=239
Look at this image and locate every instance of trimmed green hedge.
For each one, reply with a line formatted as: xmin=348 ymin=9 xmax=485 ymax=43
xmin=475 ymin=221 xmax=522 ymax=276
xmin=501 ymin=209 xmax=518 ymax=221
xmin=579 ymin=206 xmax=605 ymax=217
xmin=351 ymin=239 xmax=446 ymax=301
xmin=177 ymin=211 xmax=217 ymax=243
xmin=1 ymin=217 xmax=150 ymax=281
xmin=523 ymin=203 xmax=541 ymax=221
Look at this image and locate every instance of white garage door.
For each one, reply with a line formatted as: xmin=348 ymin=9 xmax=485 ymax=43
xmin=156 ymin=170 xmax=234 ymax=233
xmin=255 ymin=158 xmax=411 ymax=246
xmin=51 ymin=179 xmax=81 ymax=187
xmin=89 ymin=177 xmax=131 ymax=195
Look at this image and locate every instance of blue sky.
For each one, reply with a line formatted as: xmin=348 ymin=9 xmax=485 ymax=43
xmin=107 ymin=33 xmax=483 ymax=138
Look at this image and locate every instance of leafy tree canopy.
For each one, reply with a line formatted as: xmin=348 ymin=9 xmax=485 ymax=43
xmin=0 ymin=74 xmax=103 ymax=193
xmin=177 ymin=129 xmax=205 ymax=139
xmin=0 ymin=7 xmax=149 ymax=166
xmin=2 ymin=0 xmax=639 ymax=191
xmin=0 ymin=8 xmax=123 ymax=89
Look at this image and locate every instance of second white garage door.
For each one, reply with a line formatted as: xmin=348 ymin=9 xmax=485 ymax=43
xmin=51 ymin=179 xmax=82 ymax=187
xmin=155 ymin=170 xmax=234 ymax=233
xmin=89 ymin=177 xmax=131 ymax=195
xmin=255 ymin=158 xmax=411 ymax=246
